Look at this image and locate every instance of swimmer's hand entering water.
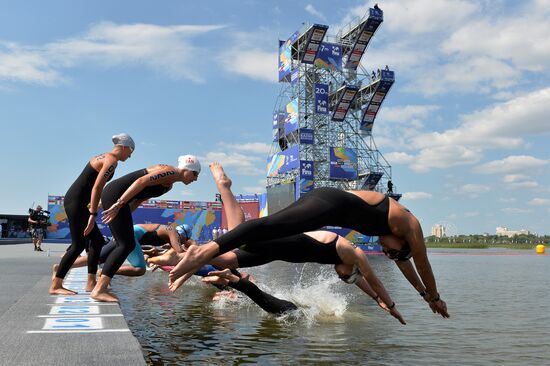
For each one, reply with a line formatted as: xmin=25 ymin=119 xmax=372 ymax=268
xmin=427 ymin=294 xmax=449 ymax=318
xmin=378 ymin=301 xmax=406 ymax=325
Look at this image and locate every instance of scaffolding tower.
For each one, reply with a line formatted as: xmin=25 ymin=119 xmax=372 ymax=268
xmin=267 ymin=6 xmax=401 ymax=208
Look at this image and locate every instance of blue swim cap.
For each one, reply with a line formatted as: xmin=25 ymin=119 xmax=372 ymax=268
xmin=176 ymin=224 xmax=192 ymax=241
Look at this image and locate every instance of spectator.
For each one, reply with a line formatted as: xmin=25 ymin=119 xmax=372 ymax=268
xmin=28 ymin=205 xmax=48 ymax=251
xmin=387 ymin=180 xmax=394 ymax=194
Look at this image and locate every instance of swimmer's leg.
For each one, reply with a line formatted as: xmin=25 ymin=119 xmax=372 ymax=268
xmin=210 ymin=162 xmax=245 ymax=230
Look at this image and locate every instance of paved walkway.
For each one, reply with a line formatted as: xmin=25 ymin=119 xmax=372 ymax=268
xmin=0 ymin=243 xmax=146 ymax=365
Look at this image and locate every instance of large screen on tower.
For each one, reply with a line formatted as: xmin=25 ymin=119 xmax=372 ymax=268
xmin=329 ymin=147 xmax=358 ymax=180
xmin=267 ymin=182 xmax=296 ymax=215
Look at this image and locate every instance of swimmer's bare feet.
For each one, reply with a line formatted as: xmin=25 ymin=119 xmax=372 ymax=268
xmin=90 ymin=276 xmax=118 ymax=302
xmin=203 ymin=268 xmax=240 ymax=285
xmin=147 ymin=248 xmax=184 ymax=266
xmin=49 ymin=286 xmax=78 ymax=296
xmin=209 ymin=162 xmax=232 ymax=190
xmin=90 ymin=290 xmax=119 ymax=303
xmin=49 ymin=278 xmax=78 ymax=295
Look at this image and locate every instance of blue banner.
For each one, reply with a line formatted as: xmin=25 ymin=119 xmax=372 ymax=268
xmin=259 ymin=193 xmax=268 ymax=217
xmin=315 ymin=83 xmax=329 ymax=114
xmin=329 ymin=147 xmax=358 ymax=180
xmin=284 ymin=98 xmax=299 ymax=135
xmin=266 ymin=145 xmax=300 ymax=177
xmin=314 ymin=42 xmax=342 ymax=72
xmin=279 ymin=31 xmax=299 ymax=82
xmin=272 ymin=112 xmax=279 ymax=142
xmin=299 ymin=160 xmax=315 ymax=196
xmin=299 ymin=128 xmax=314 ymax=144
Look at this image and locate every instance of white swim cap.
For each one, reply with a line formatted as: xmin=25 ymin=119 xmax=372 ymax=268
xmin=178 ymin=155 xmax=201 ymax=174
xmin=112 ymin=133 xmax=135 ymax=151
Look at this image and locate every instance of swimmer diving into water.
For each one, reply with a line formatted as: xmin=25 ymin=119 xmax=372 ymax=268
xmin=169 ymin=170 xmax=449 ymax=318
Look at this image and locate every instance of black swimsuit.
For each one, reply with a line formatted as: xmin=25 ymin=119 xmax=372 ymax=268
xmin=215 ymin=187 xmax=391 ymax=255
xmin=56 ymin=162 xmax=113 ymax=279
xmin=235 ymin=233 xmax=342 ymax=267
xmin=100 ymin=169 xmax=171 ymax=278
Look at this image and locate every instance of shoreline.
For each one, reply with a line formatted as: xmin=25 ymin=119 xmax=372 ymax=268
xmin=425 ymin=243 xmax=541 ymax=250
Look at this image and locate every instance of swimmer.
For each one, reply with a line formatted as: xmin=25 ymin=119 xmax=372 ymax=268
xmin=169 ymin=185 xmax=449 ymax=318
xmin=49 ymin=133 xmax=134 ymax=295
xmin=90 ymin=155 xmax=200 ymax=302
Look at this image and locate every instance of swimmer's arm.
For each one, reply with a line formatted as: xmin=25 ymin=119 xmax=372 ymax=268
xmin=89 ymin=156 xmax=118 ymax=214
xmin=157 ymin=225 xmax=183 ymax=253
xmin=408 ymin=221 xmax=449 ymax=318
xmin=395 ymin=260 xmax=426 ymax=294
xmin=116 ymin=166 xmax=176 ymax=207
xmin=354 ymin=277 xmax=379 ymax=299
xmin=407 ymin=220 xmax=438 ymax=298
xmin=353 ymin=248 xmax=395 ymax=310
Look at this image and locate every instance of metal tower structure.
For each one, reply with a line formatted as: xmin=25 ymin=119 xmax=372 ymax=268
xmin=266 ymin=6 xmax=400 ymax=211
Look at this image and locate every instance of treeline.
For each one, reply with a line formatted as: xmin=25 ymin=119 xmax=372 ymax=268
xmin=425 ymin=234 xmax=549 ymax=245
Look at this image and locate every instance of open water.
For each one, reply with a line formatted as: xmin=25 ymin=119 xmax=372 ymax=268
xmin=115 ymin=249 xmax=550 ymax=365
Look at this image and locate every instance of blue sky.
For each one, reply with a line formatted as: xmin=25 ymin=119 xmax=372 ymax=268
xmin=1 ymin=0 xmax=549 ymax=235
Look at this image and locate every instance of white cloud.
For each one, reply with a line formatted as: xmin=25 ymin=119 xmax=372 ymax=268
xmin=529 ymin=198 xmax=550 ymax=206
xmin=220 ymin=142 xmax=271 ymax=155
xmin=442 ymin=14 xmax=550 ymax=72
xmin=499 ymin=197 xmax=516 ymax=203
xmin=456 ymin=184 xmax=491 ymax=194
xmin=502 ymin=207 xmax=533 ymax=214
xmin=503 ymin=174 xmax=539 ymax=189
xmin=0 ymin=43 xmax=61 ymax=85
xmin=391 ymin=88 xmax=550 ymax=171
xmin=0 ymin=22 xmax=226 ymax=85
xmin=378 ymin=104 xmax=439 ymax=124
xmin=464 ymin=211 xmax=479 ymax=218
xmin=384 ymin=151 xmax=416 ymax=165
xmin=474 ymin=155 xmax=549 ymax=174
xmin=219 ymin=47 xmax=276 ymax=83
xmin=305 ymin=4 xmax=327 ymax=21
xmin=343 ymin=0 xmax=478 ymax=35
xmin=345 ymin=0 xmax=550 ymax=96
xmin=200 ymin=141 xmax=271 ymax=176
xmin=402 ymin=191 xmax=432 ymax=200
xmin=412 ymin=56 xmax=521 ymax=95
xmin=200 ymin=151 xmax=265 ymax=176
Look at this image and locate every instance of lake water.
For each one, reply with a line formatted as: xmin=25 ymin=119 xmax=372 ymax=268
xmin=115 ymin=249 xmax=550 ymax=365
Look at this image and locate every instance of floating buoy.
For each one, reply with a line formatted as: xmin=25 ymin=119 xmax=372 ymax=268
xmin=536 ymin=244 xmax=545 ymax=254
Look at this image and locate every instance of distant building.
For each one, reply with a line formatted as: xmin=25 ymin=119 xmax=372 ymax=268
xmin=495 ymin=226 xmax=530 ymax=238
xmin=431 ymin=224 xmax=446 ymax=238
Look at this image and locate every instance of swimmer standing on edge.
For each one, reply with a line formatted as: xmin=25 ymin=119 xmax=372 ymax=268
xmin=49 ymin=133 xmax=134 ymax=295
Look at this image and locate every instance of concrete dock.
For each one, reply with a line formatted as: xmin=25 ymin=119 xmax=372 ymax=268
xmin=0 ymin=242 xmax=146 ymax=365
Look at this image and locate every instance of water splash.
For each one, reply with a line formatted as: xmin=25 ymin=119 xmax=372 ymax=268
xmin=207 ymin=265 xmax=352 ymax=327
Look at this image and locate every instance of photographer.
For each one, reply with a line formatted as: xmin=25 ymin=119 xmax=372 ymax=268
xmin=28 ymin=205 xmax=50 ymax=252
